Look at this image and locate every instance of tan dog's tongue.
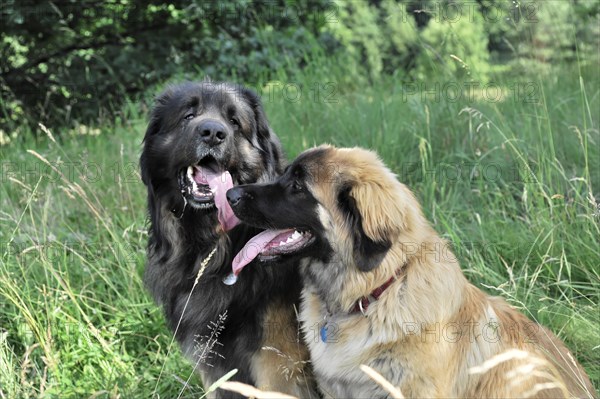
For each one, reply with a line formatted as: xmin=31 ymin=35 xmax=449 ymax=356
xmin=197 ymin=167 xmax=240 ymax=231
xmin=232 ymin=229 xmax=288 ymax=276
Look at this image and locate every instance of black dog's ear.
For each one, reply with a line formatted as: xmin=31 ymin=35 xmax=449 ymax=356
xmin=241 ymin=87 xmax=286 ymax=176
xmin=139 ymin=152 xmax=150 ymax=186
xmin=241 ymin=87 xmax=272 ymax=140
xmin=338 ymin=186 xmax=392 ymax=272
xmin=140 ymin=88 xmax=173 ymax=186
xmin=140 ymin=112 xmax=161 ymax=187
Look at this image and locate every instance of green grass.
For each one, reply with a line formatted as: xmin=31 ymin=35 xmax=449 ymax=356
xmin=1 ymin=61 xmax=599 ymax=398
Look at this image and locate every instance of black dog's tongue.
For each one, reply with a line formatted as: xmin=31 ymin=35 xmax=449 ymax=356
xmin=195 ymin=166 xmax=240 ymax=231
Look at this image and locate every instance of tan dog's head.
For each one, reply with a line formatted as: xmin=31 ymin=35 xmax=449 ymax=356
xmin=226 ymin=145 xmax=430 ymax=275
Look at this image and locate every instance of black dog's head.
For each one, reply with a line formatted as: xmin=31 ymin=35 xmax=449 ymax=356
xmin=140 ymin=81 xmax=284 ymax=221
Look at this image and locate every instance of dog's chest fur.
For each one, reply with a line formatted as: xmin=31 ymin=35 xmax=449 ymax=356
xmin=300 ymin=291 xmax=387 ymax=397
xmin=299 ymin=259 xmax=417 ymax=398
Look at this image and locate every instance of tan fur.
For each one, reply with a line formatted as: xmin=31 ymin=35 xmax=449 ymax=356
xmin=250 ymin=302 xmax=317 ymax=398
xmin=299 ymin=145 xmax=596 ymax=398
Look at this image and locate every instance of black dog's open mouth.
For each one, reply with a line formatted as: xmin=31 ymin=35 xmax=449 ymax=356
xmin=232 ymin=228 xmax=315 ymax=275
xmin=178 ymin=156 xmax=221 ymax=207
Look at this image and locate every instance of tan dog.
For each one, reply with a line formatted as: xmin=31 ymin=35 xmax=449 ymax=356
xmin=227 ymin=145 xmax=596 ymax=398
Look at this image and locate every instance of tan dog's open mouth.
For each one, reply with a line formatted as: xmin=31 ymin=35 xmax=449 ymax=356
xmin=232 ymin=229 xmax=314 ymax=275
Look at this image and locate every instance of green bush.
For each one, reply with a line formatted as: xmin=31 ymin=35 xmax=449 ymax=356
xmin=1 ymin=0 xmax=598 ymax=136
xmin=413 ymin=0 xmax=491 ymax=83
xmin=322 ymin=0 xmax=419 ymax=81
xmin=325 ymin=0 xmax=384 ymax=82
xmin=379 ymin=0 xmax=419 ymax=75
xmin=0 ymin=0 xmax=330 ymax=134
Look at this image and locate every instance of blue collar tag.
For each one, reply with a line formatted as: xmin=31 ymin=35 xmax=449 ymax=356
xmin=321 ymin=321 xmax=337 ymax=343
xmin=320 ymin=324 xmax=329 ymax=343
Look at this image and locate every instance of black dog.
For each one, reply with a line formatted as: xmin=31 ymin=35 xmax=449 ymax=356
xmin=140 ymin=81 xmax=317 ymax=398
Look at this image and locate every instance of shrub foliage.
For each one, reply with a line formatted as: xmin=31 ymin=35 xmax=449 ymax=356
xmin=0 ymin=0 xmax=598 ymax=133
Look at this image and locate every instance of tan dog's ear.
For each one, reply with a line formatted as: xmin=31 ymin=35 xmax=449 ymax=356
xmin=337 ymin=185 xmax=396 ymax=272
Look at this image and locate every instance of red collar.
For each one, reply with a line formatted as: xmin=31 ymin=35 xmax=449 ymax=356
xmin=351 ymin=270 xmax=402 ymax=315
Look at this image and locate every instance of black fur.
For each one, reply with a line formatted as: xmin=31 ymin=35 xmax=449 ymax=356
xmin=226 ymin=161 xmax=332 ymax=265
xmin=140 ymin=82 xmax=309 ymax=398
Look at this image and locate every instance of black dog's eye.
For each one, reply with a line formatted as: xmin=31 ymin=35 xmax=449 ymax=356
xmin=229 ymin=118 xmax=240 ymax=128
xmin=184 ymin=113 xmax=195 ymax=121
xmin=292 ymin=180 xmax=304 ymax=192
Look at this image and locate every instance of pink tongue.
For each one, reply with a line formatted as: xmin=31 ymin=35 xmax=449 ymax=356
xmin=198 ymin=167 xmax=240 ymax=231
xmin=232 ymin=229 xmax=290 ymax=276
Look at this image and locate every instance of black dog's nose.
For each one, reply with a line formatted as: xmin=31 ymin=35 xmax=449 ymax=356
xmin=197 ymin=120 xmax=227 ymax=146
xmin=227 ymin=187 xmax=250 ymax=208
